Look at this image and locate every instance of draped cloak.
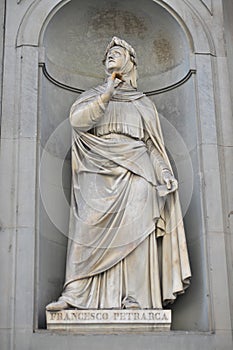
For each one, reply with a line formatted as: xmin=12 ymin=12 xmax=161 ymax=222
xmin=60 ymin=83 xmax=191 ymax=309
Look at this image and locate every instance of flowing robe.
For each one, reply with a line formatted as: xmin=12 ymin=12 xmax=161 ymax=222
xmin=59 ymin=84 xmax=191 ymax=309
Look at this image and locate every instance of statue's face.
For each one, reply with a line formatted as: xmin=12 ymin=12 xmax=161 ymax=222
xmin=105 ymin=46 xmax=126 ymax=72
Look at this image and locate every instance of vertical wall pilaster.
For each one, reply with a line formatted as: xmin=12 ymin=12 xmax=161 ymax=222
xmin=0 ymin=43 xmax=39 ymax=349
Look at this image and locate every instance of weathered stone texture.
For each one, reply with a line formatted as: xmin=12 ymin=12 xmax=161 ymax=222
xmin=0 ymin=1 xmax=232 ymax=349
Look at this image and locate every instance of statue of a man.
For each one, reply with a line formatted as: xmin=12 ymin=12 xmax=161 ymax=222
xmin=46 ymin=37 xmax=191 ymax=311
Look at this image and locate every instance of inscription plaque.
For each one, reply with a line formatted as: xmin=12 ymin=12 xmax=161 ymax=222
xmin=46 ymin=309 xmax=171 ymax=332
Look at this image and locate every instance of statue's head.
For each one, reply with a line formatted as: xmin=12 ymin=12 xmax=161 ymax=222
xmin=103 ymin=36 xmax=138 ymax=88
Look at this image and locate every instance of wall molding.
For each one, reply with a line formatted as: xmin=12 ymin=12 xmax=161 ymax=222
xmin=39 ymin=62 xmax=196 ymax=96
xmin=200 ymin=0 xmax=213 ymax=15
xmin=16 ymin=0 xmax=213 ymax=55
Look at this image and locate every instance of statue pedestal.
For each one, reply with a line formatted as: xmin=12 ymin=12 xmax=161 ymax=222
xmin=46 ymin=309 xmax=171 ymax=332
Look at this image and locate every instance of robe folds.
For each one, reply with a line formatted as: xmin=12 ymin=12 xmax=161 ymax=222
xmin=60 ymin=83 xmax=191 ymax=309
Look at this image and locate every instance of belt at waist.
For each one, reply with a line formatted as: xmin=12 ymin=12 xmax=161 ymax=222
xmin=99 ymin=133 xmax=142 ymax=142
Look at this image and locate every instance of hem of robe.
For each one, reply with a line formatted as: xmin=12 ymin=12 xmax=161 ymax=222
xmin=62 ymin=231 xmax=191 ymax=307
xmin=60 ymin=230 xmax=163 ymax=309
xmin=64 ymin=223 xmax=157 ymax=289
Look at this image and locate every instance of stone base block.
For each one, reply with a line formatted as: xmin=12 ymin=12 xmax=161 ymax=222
xmin=46 ymin=309 xmax=171 ymax=332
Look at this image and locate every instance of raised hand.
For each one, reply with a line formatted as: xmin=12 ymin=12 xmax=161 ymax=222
xmin=111 ymin=72 xmax=124 ymax=81
xmin=101 ymin=72 xmax=125 ymax=103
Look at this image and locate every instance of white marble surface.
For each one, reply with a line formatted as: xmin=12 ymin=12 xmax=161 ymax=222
xmin=1 ymin=1 xmax=233 ymax=350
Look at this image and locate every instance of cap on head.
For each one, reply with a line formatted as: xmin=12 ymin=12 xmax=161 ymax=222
xmin=103 ymin=36 xmax=137 ymax=66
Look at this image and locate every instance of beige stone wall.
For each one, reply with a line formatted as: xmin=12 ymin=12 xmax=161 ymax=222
xmin=0 ymin=0 xmax=5 ymax=127
xmin=0 ymin=1 xmax=232 ymax=349
xmin=221 ymin=0 xmax=233 ymax=331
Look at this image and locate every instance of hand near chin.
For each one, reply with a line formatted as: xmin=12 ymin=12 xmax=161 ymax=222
xmin=101 ymin=72 xmax=125 ymax=103
xmin=110 ymin=72 xmax=124 ymax=81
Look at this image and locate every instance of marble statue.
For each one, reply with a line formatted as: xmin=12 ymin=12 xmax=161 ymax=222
xmin=46 ymin=36 xmax=191 ymax=311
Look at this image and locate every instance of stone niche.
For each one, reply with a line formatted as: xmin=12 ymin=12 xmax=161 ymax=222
xmin=38 ymin=0 xmax=209 ymax=332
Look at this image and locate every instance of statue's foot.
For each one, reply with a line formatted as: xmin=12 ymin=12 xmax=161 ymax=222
xmin=122 ymin=296 xmax=141 ymax=309
xmin=46 ymin=300 xmax=69 ymax=311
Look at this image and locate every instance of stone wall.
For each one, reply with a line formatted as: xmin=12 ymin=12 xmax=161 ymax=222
xmin=221 ymin=0 xmax=233 ymax=331
xmin=0 ymin=0 xmax=5 ymax=128
xmin=0 ymin=1 xmax=232 ymax=349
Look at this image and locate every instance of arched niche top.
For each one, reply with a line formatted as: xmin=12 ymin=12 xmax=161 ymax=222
xmin=42 ymin=0 xmax=192 ymax=92
xmin=16 ymin=0 xmax=215 ymax=55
